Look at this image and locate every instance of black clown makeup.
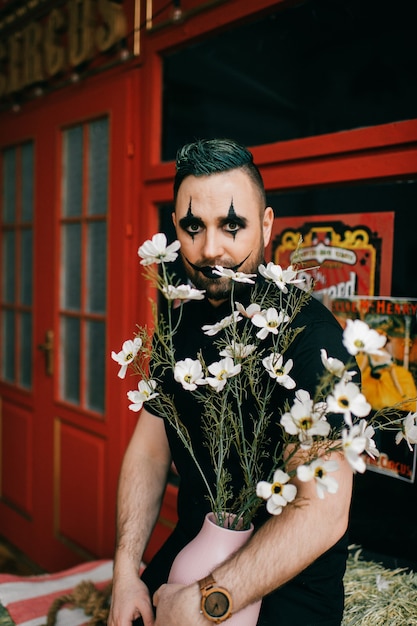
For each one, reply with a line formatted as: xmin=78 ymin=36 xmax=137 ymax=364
xmin=178 ymin=197 xmax=251 ymax=277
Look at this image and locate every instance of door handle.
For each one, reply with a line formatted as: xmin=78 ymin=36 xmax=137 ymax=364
xmin=38 ymin=330 xmax=54 ymax=376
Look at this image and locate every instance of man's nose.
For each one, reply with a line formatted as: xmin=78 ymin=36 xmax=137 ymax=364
xmin=202 ymin=230 xmax=224 ymax=260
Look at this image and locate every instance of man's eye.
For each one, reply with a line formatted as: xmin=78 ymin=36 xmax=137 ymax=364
xmin=225 ymin=222 xmax=240 ymax=233
xmin=186 ymin=223 xmax=202 ymax=234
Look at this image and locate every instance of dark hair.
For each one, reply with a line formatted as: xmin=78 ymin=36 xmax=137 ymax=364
xmin=173 ymin=138 xmax=266 ymax=205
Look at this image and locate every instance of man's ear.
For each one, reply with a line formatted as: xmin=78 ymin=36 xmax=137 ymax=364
xmin=263 ymin=206 xmax=274 ymax=248
xmin=172 ymin=211 xmax=177 ymax=229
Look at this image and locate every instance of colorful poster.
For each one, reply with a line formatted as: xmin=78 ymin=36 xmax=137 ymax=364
xmin=268 ymin=213 xmax=394 ymax=297
xmin=331 ymin=296 xmax=417 ymax=482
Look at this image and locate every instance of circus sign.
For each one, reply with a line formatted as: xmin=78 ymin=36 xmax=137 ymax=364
xmin=269 ymin=212 xmax=395 ymax=298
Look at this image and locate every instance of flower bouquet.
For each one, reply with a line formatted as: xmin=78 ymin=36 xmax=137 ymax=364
xmin=112 ymin=233 xmax=417 ymax=532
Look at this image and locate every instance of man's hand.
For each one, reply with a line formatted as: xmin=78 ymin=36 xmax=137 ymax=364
xmin=153 ymin=582 xmax=207 ymax=626
xmin=108 ymin=569 xmax=155 ymax=626
xmin=109 ymin=410 xmax=172 ymax=626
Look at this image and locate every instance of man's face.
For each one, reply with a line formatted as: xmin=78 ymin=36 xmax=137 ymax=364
xmin=173 ymin=169 xmax=274 ymax=304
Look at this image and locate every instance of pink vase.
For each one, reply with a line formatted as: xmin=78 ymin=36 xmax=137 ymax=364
xmin=168 ymin=512 xmax=261 ymax=626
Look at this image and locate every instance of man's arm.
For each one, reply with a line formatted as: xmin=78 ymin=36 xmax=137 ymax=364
xmin=153 ymin=449 xmax=353 ymax=625
xmin=109 ymin=408 xmax=172 ymax=626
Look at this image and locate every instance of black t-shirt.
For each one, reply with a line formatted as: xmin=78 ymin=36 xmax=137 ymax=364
xmin=143 ymin=282 xmax=354 ymax=625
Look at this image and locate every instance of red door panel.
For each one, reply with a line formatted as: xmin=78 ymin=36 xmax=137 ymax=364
xmin=0 ymin=71 xmax=141 ymax=571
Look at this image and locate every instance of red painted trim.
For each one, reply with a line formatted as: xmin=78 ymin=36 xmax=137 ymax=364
xmin=262 ymin=145 xmax=417 ymax=191
xmin=253 ymin=120 xmax=417 ymax=165
xmin=142 ymin=120 xmax=417 ymax=190
xmin=145 ymin=0 xmax=288 ymax=52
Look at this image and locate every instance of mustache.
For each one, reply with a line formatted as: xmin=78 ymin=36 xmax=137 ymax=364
xmin=184 ymin=253 xmax=252 ymax=278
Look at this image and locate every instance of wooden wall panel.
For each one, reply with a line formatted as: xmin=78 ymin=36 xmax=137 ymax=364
xmin=0 ymin=399 xmax=33 ymax=517
xmin=55 ymin=420 xmax=106 ymax=557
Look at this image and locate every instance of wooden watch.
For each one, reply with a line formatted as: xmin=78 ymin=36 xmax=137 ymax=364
xmin=198 ymin=573 xmax=233 ymax=623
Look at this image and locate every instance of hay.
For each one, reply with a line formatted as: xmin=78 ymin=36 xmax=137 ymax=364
xmin=1 ymin=548 xmax=416 ymax=626
xmin=342 ymin=547 xmax=417 ymax=625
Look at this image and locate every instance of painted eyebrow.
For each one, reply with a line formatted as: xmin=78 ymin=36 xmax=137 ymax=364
xmin=221 ymin=200 xmax=247 ymax=227
xmin=218 ymin=214 xmax=247 ymax=228
xmin=178 ymin=198 xmax=202 ymax=230
xmin=177 ymin=198 xmax=247 ymax=230
xmin=178 ymin=215 xmax=205 ymax=231
xmin=178 ymin=214 xmax=248 ymax=230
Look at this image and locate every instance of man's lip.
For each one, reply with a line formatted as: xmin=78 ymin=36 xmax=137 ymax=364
xmin=185 ymin=253 xmax=252 ymax=278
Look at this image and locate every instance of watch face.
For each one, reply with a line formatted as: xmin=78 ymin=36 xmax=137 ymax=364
xmin=205 ymin=590 xmax=230 ymax=618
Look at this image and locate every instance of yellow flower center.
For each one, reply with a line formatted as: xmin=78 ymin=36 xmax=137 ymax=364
xmin=300 ymin=418 xmax=313 ymax=430
xmin=267 ymin=320 xmax=278 ymax=328
xmin=217 ymin=369 xmax=228 ymax=380
xmin=314 ymin=467 xmax=324 ymax=479
xmin=337 ymin=396 xmax=350 ymax=408
xmin=271 ymin=482 xmax=283 ymax=495
xmin=354 ymin=339 xmax=365 ymax=349
xmin=184 ymin=374 xmax=192 ymax=383
xmin=274 ymin=367 xmax=284 ymax=377
xmin=124 ymin=352 xmax=133 ymax=362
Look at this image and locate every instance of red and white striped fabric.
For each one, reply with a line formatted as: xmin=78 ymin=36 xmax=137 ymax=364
xmin=0 ymin=560 xmax=113 ymax=626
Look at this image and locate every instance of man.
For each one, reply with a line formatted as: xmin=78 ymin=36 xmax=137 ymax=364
xmin=108 ymin=139 xmax=354 ymax=626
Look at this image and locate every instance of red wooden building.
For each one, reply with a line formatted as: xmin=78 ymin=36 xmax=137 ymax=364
xmin=0 ymin=0 xmax=416 ymax=572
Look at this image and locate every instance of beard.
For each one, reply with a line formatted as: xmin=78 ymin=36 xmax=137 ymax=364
xmin=183 ymin=245 xmax=265 ymax=302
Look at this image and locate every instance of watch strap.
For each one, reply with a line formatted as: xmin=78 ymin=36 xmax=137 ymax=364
xmin=199 ymin=573 xmax=217 ymax=592
xmin=198 ymin=572 xmax=233 ymax=623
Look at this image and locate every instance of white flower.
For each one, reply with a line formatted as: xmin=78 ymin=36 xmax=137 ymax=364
xmin=127 ymin=380 xmax=159 ymax=412
xmin=395 ymin=411 xmax=417 ymax=451
xmin=280 ymin=389 xmax=330 ymax=448
xmin=341 ymin=424 xmax=368 ymax=473
xmin=342 ymin=319 xmax=387 ymax=356
xmin=206 ymin=357 xmax=241 ymax=392
xmin=256 ymin=469 xmax=297 ymax=515
xmin=202 ymin=311 xmax=242 ymax=336
xmin=376 ymin=575 xmax=391 ymax=591
xmin=326 ymin=379 xmax=371 ymax=427
xmin=162 ymin=284 xmax=206 ymax=301
xmin=251 ymin=308 xmax=289 ymax=340
xmin=174 ymin=358 xmax=206 ymax=391
xmin=111 ymin=337 xmax=142 ymax=379
xmin=219 ymin=341 xmax=256 ymax=359
xmin=258 ymin=262 xmax=303 ymax=293
xmin=213 ymin=266 xmax=257 ymax=284
xmin=357 ymin=419 xmax=379 ymax=459
xmin=320 ymin=349 xmax=356 ymax=381
xmin=262 ymin=353 xmax=296 ymax=389
xmin=235 ymin=301 xmax=261 ymax=318
xmin=138 ymin=233 xmax=181 ymax=265
xmin=297 ymin=458 xmax=339 ymax=499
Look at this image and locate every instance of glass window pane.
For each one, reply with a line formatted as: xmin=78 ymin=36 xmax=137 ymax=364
xmin=88 ymin=118 xmax=108 ymax=216
xmin=162 ymin=0 xmax=417 ymax=160
xmin=1 ymin=309 xmax=15 ymax=382
xmin=86 ymin=221 xmax=106 ymax=313
xmin=20 ymin=228 xmax=33 ymax=305
xmin=62 ymin=126 xmax=83 ymax=217
xmin=61 ymin=222 xmax=81 ymax=310
xmin=21 ymin=142 xmax=34 ymax=222
xmin=2 ymin=147 xmax=16 ymax=223
xmin=86 ymin=319 xmax=105 ymax=413
xmin=2 ymin=231 xmax=15 ymax=302
xmin=19 ymin=311 xmax=32 ymax=388
xmin=60 ymin=316 xmax=80 ymax=403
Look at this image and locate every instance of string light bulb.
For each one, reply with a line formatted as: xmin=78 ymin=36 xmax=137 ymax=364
xmin=172 ymin=0 xmax=183 ymax=23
